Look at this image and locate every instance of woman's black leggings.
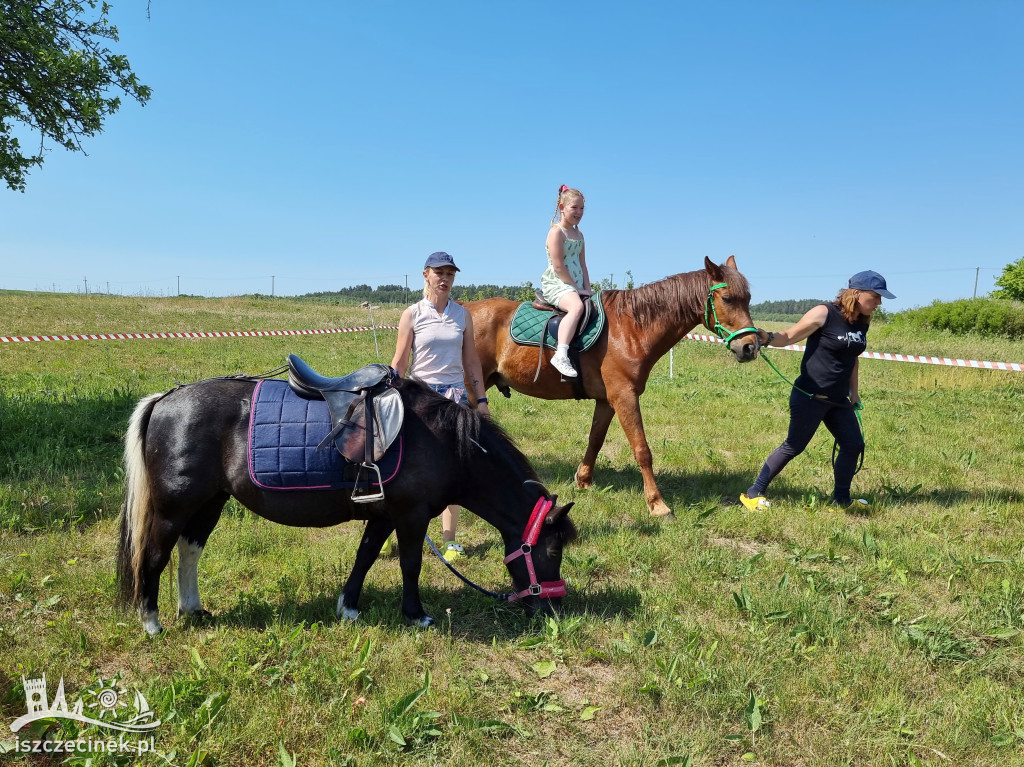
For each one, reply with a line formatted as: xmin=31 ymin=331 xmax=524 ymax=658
xmin=747 ymin=388 xmax=864 ymax=502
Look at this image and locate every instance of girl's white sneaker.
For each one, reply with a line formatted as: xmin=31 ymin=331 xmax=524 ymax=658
xmin=550 ymin=353 xmax=578 ymax=378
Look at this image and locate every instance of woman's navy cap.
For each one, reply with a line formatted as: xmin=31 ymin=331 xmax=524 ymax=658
xmin=849 ymin=270 xmax=895 ymax=299
xmin=424 ymin=251 xmax=460 ymax=271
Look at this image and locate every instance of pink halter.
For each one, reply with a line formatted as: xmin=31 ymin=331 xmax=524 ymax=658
xmin=504 ymin=497 xmax=567 ymax=601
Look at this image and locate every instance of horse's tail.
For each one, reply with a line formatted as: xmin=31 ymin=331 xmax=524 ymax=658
xmin=116 ymin=392 xmax=164 ymax=609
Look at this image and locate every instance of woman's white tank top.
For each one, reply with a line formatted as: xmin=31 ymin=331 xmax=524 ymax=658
xmin=408 ymin=298 xmax=466 ymax=386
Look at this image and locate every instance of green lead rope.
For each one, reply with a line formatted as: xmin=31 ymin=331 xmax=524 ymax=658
xmin=759 ymin=349 xmax=865 ymax=475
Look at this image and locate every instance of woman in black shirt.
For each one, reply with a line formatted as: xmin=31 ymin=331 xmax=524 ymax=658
xmin=741 ymin=271 xmax=895 ymax=511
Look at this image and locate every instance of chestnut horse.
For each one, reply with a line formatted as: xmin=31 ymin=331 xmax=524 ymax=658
xmin=465 ymin=256 xmax=759 ymax=517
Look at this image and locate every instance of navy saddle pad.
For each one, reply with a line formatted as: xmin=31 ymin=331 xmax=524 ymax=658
xmin=248 ymin=379 xmax=402 ymax=490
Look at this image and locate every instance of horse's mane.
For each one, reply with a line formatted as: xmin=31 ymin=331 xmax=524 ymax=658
xmin=399 ymin=379 xmax=537 ymax=481
xmin=474 ymin=412 xmax=539 ymax=482
xmin=605 ymin=266 xmax=750 ymax=329
xmin=398 ymin=379 xmax=576 ymax=544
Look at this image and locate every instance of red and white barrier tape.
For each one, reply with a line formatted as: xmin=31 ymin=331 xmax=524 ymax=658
xmin=0 ymin=326 xmax=399 ymax=344
xmin=2 ymin=326 xmax=1018 ymax=372
xmin=683 ymin=333 xmax=1023 ymax=372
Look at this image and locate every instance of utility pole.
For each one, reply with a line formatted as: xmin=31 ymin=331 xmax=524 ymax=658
xmin=271 ymin=276 xmax=275 ymax=297
xmin=366 ymin=302 xmax=380 ymax=359
xmin=177 ymin=275 xmax=180 ymax=295
xmin=83 ymin=277 xmax=88 ymax=295
xmin=973 ymin=267 xmax=979 ymax=299
xmin=404 ymin=274 xmax=409 ymax=304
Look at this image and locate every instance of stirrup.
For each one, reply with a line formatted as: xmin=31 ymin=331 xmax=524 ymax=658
xmin=351 ymin=462 xmax=385 ymax=503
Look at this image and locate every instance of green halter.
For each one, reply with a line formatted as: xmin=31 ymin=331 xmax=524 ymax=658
xmin=704 ymin=282 xmax=758 ymax=349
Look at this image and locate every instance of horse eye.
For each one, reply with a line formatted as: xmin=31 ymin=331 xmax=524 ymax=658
xmin=721 ymin=295 xmax=733 ymax=304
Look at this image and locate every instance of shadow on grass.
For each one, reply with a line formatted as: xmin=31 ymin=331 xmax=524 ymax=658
xmin=535 ymin=457 xmax=750 ymax=500
xmin=190 ymin=579 xmax=642 ymax=643
xmin=734 ymin=484 xmax=1021 ymax=510
xmin=532 ymin=456 xmax=1020 ymax=514
xmin=0 ymin=389 xmax=137 ymax=531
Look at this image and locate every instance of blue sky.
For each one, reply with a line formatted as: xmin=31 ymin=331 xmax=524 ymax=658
xmin=2 ymin=1 xmax=1022 ymax=310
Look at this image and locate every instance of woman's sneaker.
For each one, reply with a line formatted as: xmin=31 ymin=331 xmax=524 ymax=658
xmin=834 ymin=498 xmax=870 ymax=511
xmin=550 ymin=353 xmax=578 ymax=378
xmin=443 ymin=542 xmax=465 ymax=563
xmin=740 ymin=493 xmax=771 ymax=511
xmin=379 ymin=534 xmax=397 ymax=557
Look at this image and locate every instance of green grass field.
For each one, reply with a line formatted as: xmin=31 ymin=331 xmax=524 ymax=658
xmin=1 ymin=292 xmax=1022 ymax=766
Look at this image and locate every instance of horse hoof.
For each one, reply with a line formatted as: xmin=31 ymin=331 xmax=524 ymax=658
xmin=649 ymin=503 xmax=674 ymax=518
xmin=337 ymin=594 xmax=360 ymax=621
xmin=407 ymin=615 xmax=435 ymax=629
xmin=141 ymin=611 xmax=163 ymax=636
xmin=573 ymin=468 xmax=592 ymax=489
xmin=336 ymin=595 xmax=360 ymax=622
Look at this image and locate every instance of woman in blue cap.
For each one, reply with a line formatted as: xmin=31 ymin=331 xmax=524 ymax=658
xmin=741 ymin=270 xmax=895 ymax=511
xmin=389 ymin=251 xmax=490 ymax=561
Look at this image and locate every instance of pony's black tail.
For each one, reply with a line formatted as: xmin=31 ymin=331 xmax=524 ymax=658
xmin=116 ymin=393 xmax=163 ymax=609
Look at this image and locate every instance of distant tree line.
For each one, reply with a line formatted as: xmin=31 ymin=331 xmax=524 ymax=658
xmin=748 ymin=298 xmax=827 ymax=316
xmin=300 ymin=271 xmax=831 ymax=309
xmin=294 ymin=271 xmax=638 ymax=306
xmin=296 ymin=282 xmax=541 ymax=305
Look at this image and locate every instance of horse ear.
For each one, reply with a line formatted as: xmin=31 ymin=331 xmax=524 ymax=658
xmin=704 ymin=256 xmax=723 ymax=280
xmin=545 ymin=501 xmax=574 ymax=524
xmin=725 ymin=254 xmax=737 ymax=269
xmin=522 ymin=479 xmax=550 ymax=499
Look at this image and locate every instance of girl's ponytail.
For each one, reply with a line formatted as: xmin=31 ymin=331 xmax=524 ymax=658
xmin=551 ymin=184 xmax=583 ymax=227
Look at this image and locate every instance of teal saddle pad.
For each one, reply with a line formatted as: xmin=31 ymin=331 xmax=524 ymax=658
xmin=509 ymin=292 xmax=606 ymax=351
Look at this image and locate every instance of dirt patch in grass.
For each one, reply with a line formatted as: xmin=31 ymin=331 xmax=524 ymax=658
xmin=707 ymin=535 xmax=764 ymax=557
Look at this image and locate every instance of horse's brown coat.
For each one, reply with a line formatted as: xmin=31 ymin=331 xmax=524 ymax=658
xmin=465 ymin=256 xmax=759 ymax=516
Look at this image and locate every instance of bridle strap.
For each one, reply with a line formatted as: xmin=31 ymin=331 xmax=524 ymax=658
xmin=427 ymin=495 xmax=567 ymax=601
xmin=705 ymin=281 xmax=758 ymax=349
xmin=503 ymin=539 xmax=568 ymax=600
xmin=524 ymin=497 xmax=553 ymax=545
xmin=504 ymin=496 xmax=566 ymax=601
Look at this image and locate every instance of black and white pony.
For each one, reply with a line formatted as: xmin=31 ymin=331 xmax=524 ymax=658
xmin=116 ymin=375 xmax=576 ymax=635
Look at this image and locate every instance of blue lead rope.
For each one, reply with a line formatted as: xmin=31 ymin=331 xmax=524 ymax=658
xmin=424 ymin=535 xmax=513 ymax=601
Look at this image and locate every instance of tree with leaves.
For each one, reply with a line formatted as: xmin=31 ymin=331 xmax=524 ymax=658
xmin=992 ymin=256 xmax=1024 ymax=302
xmin=1 ymin=0 xmax=150 ymax=191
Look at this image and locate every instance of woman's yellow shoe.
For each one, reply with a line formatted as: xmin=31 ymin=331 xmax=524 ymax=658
xmin=739 ymin=493 xmax=771 ymax=511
